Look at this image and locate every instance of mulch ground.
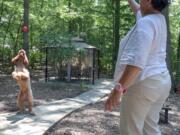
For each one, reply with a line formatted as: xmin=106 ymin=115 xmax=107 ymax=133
xmin=0 ymin=75 xmax=89 ymax=113
xmin=0 ymin=75 xmax=179 ymax=135
xmin=44 ymin=94 xmax=180 ymax=135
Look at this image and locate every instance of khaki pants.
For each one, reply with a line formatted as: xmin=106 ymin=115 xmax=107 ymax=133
xmin=120 ymin=71 xmax=171 ymax=135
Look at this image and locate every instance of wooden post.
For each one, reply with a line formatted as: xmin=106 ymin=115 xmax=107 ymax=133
xmin=79 ymin=50 xmax=82 ymax=80
xmin=97 ymin=49 xmax=100 ymax=79
xmin=67 ymin=61 xmax=71 ymax=82
xmin=92 ymin=48 xmax=95 ymax=84
xmin=45 ymin=47 xmax=48 ymax=82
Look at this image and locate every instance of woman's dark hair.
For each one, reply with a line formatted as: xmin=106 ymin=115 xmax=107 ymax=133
xmin=151 ymin=0 xmax=170 ymax=11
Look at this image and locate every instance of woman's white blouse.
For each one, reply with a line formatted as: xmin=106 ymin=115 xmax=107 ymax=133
xmin=114 ymin=11 xmax=168 ymax=83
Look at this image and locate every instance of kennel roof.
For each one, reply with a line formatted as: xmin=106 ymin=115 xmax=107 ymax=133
xmin=43 ymin=37 xmax=97 ymax=50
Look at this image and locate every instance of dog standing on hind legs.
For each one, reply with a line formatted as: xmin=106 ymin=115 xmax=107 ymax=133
xmin=12 ymin=49 xmax=35 ymax=115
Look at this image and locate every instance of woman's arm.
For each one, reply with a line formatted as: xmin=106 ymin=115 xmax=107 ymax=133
xmin=128 ymin=0 xmax=140 ymax=14
xmin=118 ymin=65 xmax=141 ymax=88
xmin=105 ymin=65 xmax=141 ymax=111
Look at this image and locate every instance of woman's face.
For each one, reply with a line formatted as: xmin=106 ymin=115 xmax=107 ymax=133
xmin=140 ymin=0 xmax=152 ymax=15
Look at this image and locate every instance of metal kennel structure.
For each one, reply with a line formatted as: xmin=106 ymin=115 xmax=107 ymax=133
xmin=43 ymin=37 xmax=100 ymax=84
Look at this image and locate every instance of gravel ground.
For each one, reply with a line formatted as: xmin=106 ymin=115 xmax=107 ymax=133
xmin=0 ymin=75 xmax=89 ymax=113
xmin=44 ymin=94 xmax=180 ymax=135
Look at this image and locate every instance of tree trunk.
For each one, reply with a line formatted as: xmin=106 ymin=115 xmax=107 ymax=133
xmin=177 ymin=32 xmax=180 ymax=62
xmin=67 ymin=61 xmax=71 ymax=82
xmin=23 ymin=0 xmax=29 ymax=57
xmin=176 ymin=32 xmax=180 ymax=88
xmin=112 ymin=0 xmax=120 ymax=74
xmin=68 ymin=0 xmax=72 ymax=38
xmin=67 ymin=0 xmax=72 ymax=82
xmin=0 ymin=1 xmax=4 ymax=22
xmin=163 ymin=7 xmax=175 ymax=91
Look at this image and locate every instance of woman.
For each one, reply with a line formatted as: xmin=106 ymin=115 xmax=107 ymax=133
xmin=105 ymin=0 xmax=171 ymax=135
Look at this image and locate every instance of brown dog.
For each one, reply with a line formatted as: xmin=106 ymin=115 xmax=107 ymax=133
xmin=12 ymin=49 xmax=34 ymax=115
